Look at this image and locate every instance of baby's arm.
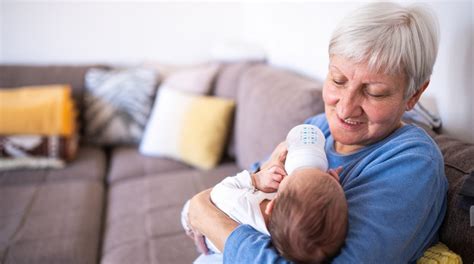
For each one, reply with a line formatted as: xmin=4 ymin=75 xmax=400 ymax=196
xmin=210 ymin=170 xmax=256 ymax=215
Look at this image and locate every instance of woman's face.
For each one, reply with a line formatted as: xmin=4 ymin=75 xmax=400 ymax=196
xmin=323 ymin=55 xmax=414 ymax=154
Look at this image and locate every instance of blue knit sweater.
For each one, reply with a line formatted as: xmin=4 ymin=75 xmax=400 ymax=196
xmin=224 ymin=114 xmax=448 ymax=263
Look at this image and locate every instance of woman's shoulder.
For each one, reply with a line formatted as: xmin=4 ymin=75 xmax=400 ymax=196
xmin=385 ymin=124 xmax=441 ymax=158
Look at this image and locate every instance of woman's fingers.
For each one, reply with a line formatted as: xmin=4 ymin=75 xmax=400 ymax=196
xmin=328 ymin=166 xmax=343 ymax=181
xmin=194 ymin=231 xmax=209 ymax=255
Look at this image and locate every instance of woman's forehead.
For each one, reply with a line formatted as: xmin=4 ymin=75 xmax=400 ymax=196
xmin=329 ymin=56 xmax=405 ymax=84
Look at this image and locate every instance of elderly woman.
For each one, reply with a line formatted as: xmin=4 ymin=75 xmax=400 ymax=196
xmin=188 ymin=2 xmax=448 ymax=263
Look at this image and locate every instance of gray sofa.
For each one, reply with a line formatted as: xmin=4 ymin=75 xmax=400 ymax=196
xmin=0 ymin=63 xmax=473 ymax=263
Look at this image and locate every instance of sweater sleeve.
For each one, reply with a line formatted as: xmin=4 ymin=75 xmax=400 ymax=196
xmin=223 ymin=225 xmax=291 ymax=264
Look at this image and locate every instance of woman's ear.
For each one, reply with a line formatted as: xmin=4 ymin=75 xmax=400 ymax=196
xmin=265 ymin=199 xmax=275 ymax=216
xmin=406 ymin=80 xmax=429 ymax=111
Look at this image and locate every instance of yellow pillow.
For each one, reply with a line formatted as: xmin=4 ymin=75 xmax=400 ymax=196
xmin=0 ymin=85 xmax=76 ymax=136
xmin=140 ymin=87 xmax=235 ymax=169
xmin=417 ymin=243 xmax=462 ymax=264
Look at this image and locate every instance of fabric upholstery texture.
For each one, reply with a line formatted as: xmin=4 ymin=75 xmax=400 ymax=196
xmin=434 ymin=134 xmax=474 ymax=263
xmin=214 ymin=61 xmax=261 ymax=158
xmin=140 ymin=88 xmax=235 ymax=170
xmin=161 ymin=62 xmax=220 ymax=95
xmin=107 ymin=146 xmax=191 ymax=184
xmin=0 ymin=146 xmax=106 ymax=264
xmin=84 ymin=67 xmax=159 ymax=145
xmin=102 ymin=162 xmax=240 ymax=264
xmin=234 ymin=64 xmax=325 ymax=169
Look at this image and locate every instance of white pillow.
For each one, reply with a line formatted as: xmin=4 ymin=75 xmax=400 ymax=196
xmin=139 ymin=87 xmax=235 ymax=169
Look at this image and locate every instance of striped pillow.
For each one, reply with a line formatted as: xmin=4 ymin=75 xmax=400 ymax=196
xmin=84 ymin=68 xmax=159 ymax=145
xmin=139 ymin=87 xmax=235 ymax=169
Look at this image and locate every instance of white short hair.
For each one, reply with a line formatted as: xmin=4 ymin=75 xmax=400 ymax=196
xmin=329 ymin=2 xmax=439 ymax=98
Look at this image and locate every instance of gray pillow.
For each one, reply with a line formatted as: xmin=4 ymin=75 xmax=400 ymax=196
xmin=84 ymin=68 xmax=159 ymax=145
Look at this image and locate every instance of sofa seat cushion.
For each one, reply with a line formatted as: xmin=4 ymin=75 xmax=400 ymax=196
xmin=0 ymin=179 xmax=104 ymax=264
xmin=108 ymin=146 xmax=194 ymax=184
xmin=0 ymin=145 xmax=107 ymax=183
xmin=101 ymin=162 xmax=240 ymax=264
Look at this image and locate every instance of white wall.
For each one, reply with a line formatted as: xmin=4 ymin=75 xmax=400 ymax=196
xmin=1 ymin=1 xmax=473 ymax=143
xmin=1 ymin=1 xmax=245 ymax=64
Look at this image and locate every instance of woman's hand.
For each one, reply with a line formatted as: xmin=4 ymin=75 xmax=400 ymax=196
xmin=188 ymin=189 xmax=239 ymax=252
xmin=252 ymin=141 xmax=288 ymax=193
xmin=184 ymin=219 xmax=209 ymax=255
xmin=328 ymin=166 xmax=343 ymax=181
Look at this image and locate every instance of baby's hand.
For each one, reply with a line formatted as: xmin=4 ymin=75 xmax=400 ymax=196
xmin=252 ymin=165 xmax=287 ymax=193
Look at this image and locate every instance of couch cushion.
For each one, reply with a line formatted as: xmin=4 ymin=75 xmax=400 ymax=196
xmin=102 ymin=162 xmax=240 ymax=264
xmin=0 ymin=176 xmax=104 ymax=264
xmin=107 ymin=146 xmax=192 ymax=184
xmin=213 ymin=61 xmax=261 ymax=158
xmin=0 ymin=145 xmax=106 ymax=263
xmin=234 ymin=64 xmax=325 ymax=169
xmin=0 ymin=146 xmax=106 ymax=183
xmin=433 ymin=134 xmax=474 ymax=263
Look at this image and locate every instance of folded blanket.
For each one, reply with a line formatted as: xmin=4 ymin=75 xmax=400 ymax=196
xmin=0 ymin=85 xmax=76 ymax=136
xmin=0 ymin=134 xmax=78 ymax=171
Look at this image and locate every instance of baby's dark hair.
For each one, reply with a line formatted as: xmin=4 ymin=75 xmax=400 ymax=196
xmin=268 ymin=172 xmax=348 ymax=263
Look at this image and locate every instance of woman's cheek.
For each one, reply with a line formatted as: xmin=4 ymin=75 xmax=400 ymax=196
xmin=322 ymin=84 xmax=339 ymax=106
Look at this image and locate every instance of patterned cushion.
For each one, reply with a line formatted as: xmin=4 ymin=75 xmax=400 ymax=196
xmin=84 ymin=68 xmax=159 ymax=145
xmin=139 ymin=87 xmax=235 ymax=169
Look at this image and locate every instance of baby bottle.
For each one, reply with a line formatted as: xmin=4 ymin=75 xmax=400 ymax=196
xmin=285 ymin=124 xmax=328 ymax=175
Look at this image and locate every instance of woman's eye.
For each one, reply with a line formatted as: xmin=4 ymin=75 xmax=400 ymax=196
xmin=366 ymin=91 xmax=387 ymax=98
xmin=333 ymin=79 xmax=345 ymax=85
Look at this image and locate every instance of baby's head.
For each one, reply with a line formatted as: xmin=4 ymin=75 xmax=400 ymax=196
xmin=267 ymin=168 xmax=348 ymax=263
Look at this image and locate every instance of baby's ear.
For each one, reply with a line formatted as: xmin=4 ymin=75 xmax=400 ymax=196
xmin=265 ymin=199 xmax=276 ymax=215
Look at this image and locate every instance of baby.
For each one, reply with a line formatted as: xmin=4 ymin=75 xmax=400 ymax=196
xmin=182 ymin=125 xmax=348 ymax=263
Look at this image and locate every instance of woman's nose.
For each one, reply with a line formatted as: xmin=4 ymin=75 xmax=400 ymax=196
xmin=336 ymin=90 xmax=363 ymax=118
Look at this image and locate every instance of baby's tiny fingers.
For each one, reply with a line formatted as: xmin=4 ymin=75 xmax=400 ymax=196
xmin=272 ymin=173 xmax=284 ymax=183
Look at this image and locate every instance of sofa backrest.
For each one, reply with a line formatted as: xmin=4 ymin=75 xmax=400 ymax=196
xmin=433 ymin=134 xmax=474 ymax=262
xmin=213 ymin=61 xmax=262 ymax=158
xmin=231 ymin=64 xmax=325 ymax=169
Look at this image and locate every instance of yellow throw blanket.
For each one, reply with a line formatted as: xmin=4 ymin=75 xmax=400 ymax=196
xmin=0 ymin=85 xmax=76 ymax=136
